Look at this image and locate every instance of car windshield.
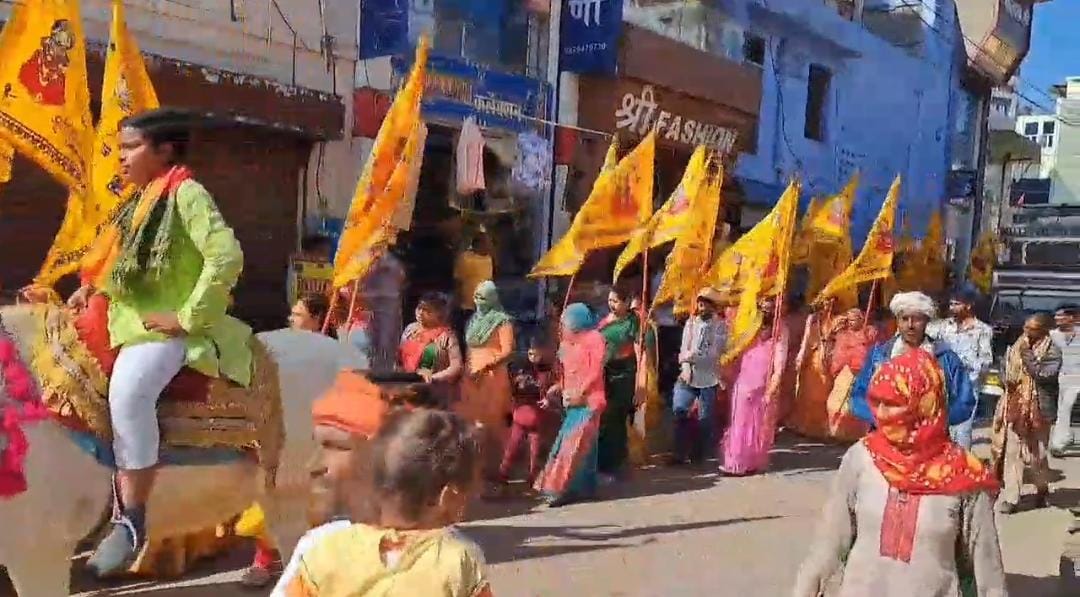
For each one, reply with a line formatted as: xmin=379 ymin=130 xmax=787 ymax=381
xmin=992 ymin=293 xmax=1079 ymax=321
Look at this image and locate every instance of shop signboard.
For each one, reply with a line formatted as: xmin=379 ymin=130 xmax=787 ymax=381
xmin=288 ymin=256 xmax=334 ymax=306
xmin=390 ymin=54 xmax=551 ymax=133
xmin=956 ymin=0 xmax=1033 ymax=84
xmin=560 ymin=0 xmax=624 ymax=74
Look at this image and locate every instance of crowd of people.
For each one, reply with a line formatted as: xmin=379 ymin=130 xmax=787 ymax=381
xmin=49 ymin=107 xmax=1076 ymax=596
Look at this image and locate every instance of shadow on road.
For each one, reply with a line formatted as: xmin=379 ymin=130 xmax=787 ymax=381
xmin=1007 ymin=572 xmax=1077 ymax=596
xmin=464 ymin=516 xmax=783 ymax=565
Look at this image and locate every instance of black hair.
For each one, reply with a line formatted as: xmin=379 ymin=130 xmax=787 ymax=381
xmin=417 ymin=291 xmax=449 ymax=313
xmin=298 ymin=292 xmax=331 ymax=327
xmin=370 ymin=409 xmax=480 ymax=523
xmin=120 ymin=107 xmax=195 ymax=162
xmin=1056 ymin=304 xmax=1080 ymax=316
xmin=610 ymin=281 xmax=637 ymax=302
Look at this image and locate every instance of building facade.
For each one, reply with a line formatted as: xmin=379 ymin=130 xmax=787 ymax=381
xmin=0 ymin=0 xmax=361 ymax=328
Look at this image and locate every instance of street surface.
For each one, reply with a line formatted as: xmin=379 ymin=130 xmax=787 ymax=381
xmin=3 ymin=429 xmax=1077 ymax=596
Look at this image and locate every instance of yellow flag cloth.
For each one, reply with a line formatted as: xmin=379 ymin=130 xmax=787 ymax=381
xmin=718 ymin=179 xmax=800 ymax=363
xmin=919 ymin=209 xmax=947 ymax=294
xmin=792 ymin=196 xmax=823 ymax=265
xmin=333 ymin=38 xmax=430 ymax=289
xmin=613 ymin=145 xmax=708 ymax=282
xmin=35 ymin=0 xmax=160 ymax=286
xmin=653 ymin=163 xmax=724 ymax=316
xmin=530 ymin=132 xmax=656 ymax=278
xmin=969 ymin=231 xmax=996 ymax=294
xmin=808 ymin=173 xmax=859 ymax=245
xmin=0 ymin=140 xmax=12 ymax=184
xmin=0 ymin=0 xmax=93 ymax=193
xmin=815 ymin=175 xmax=901 ymax=304
xmin=803 ymin=174 xmax=859 ymax=308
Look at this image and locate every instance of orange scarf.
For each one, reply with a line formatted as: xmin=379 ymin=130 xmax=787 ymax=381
xmin=80 ymin=165 xmax=192 ymax=287
xmin=863 ymin=347 xmax=997 ymax=495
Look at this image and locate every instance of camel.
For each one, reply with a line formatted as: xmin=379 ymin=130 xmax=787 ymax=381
xmin=0 ymin=304 xmax=361 ymax=596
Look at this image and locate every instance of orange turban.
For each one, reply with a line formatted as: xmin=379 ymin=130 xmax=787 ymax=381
xmin=311 ymin=370 xmax=388 ymax=438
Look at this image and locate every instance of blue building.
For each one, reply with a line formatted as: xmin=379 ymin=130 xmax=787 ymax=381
xmin=557 ymin=0 xmax=1038 ymax=274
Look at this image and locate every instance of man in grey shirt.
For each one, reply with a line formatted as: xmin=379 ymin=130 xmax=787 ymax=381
xmin=671 ymin=287 xmax=728 ymax=465
xmin=1050 ymin=305 xmax=1080 ymax=456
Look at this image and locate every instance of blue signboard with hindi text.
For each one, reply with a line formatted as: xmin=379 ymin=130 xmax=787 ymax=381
xmin=560 ymin=0 xmax=623 ymax=74
xmin=390 ymin=53 xmax=551 ymax=133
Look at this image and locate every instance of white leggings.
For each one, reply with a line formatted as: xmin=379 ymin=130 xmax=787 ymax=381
xmin=109 ymin=339 xmax=186 ymax=470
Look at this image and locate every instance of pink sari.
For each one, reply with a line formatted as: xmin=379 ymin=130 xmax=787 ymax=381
xmin=721 ymin=324 xmax=789 ymax=475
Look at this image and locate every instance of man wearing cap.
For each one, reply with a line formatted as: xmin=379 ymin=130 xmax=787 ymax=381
xmin=850 ymin=292 xmax=977 ymax=439
xmin=928 ymin=288 xmax=994 ymax=449
xmin=671 ymin=287 xmax=729 ymax=464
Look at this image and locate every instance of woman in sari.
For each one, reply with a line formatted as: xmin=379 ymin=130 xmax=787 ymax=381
xmin=789 ymin=308 xmax=875 ymax=442
xmin=720 ymin=297 xmax=789 ymax=476
xmin=535 ymin=303 xmax=607 ymax=507
xmin=596 ymin=285 xmax=642 ymax=479
xmin=398 ymin=292 xmax=463 ymax=407
xmin=793 ymin=348 xmax=1005 ymax=597
xmin=456 ymin=281 xmax=515 ymax=478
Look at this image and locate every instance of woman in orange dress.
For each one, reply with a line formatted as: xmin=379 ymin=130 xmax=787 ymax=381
xmin=455 ymin=280 xmax=515 ymax=478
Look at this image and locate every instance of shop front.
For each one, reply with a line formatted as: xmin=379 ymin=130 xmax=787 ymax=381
xmin=566 ymin=25 xmax=761 ymax=280
xmin=352 ymin=52 xmax=553 ymax=321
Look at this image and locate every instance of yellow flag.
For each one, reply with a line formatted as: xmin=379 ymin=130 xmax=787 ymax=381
xmin=792 ymin=196 xmax=822 ymax=265
xmin=803 ymin=174 xmax=859 ymax=308
xmin=35 ymin=0 xmax=160 ymax=286
xmin=809 ymin=172 xmax=859 ymax=244
xmin=333 ymin=38 xmax=430 ymax=289
xmin=653 ymin=163 xmax=724 ymax=315
xmin=530 ymin=132 xmax=655 ymax=278
xmin=815 ymin=175 xmax=901 ymax=304
xmin=0 ymin=0 xmax=93 ymax=193
xmin=613 ymin=145 xmax=708 ymax=281
xmin=714 ymin=179 xmax=800 ymax=362
xmin=969 ymin=230 xmax=996 ymax=294
xmin=0 ymin=140 xmax=12 ymax=184
xmin=919 ymin=209 xmax=947 ymax=294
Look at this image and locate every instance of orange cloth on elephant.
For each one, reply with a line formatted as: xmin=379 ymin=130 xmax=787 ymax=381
xmin=312 ymin=370 xmax=388 ymax=437
xmin=862 ymin=347 xmax=997 ymax=495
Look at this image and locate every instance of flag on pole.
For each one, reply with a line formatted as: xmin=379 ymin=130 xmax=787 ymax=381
xmin=613 ymin=145 xmax=708 ymax=282
xmin=0 ymin=140 xmax=12 ymax=185
xmin=792 ymin=196 xmax=823 ymax=265
xmin=919 ymin=208 xmax=947 ymax=294
xmin=969 ymin=230 xmax=996 ymax=294
xmin=653 ymin=160 xmax=724 ymax=315
xmin=713 ymin=179 xmax=800 ymax=362
xmin=36 ymin=0 xmax=160 ymax=286
xmin=802 ymin=174 xmax=859 ymax=307
xmin=333 ymin=37 xmax=430 ymax=290
xmin=0 ymin=0 xmax=93 ymax=193
xmin=814 ymin=175 xmax=901 ymax=304
xmin=530 ymin=132 xmax=656 ymax=278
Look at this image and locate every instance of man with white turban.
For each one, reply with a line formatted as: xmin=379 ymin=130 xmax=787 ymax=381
xmin=849 ymin=292 xmax=977 ymax=432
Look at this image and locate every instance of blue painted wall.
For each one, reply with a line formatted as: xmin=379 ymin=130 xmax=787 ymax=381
xmin=726 ymin=0 xmax=967 ymax=245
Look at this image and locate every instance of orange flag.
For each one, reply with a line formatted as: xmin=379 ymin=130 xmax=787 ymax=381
xmin=530 ymin=132 xmax=656 ymax=278
xmin=815 ymin=175 xmax=901 ymax=304
xmin=333 ymin=37 xmax=429 ymax=289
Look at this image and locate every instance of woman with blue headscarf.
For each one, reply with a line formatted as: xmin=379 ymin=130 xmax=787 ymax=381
xmin=534 ymin=303 xmax=608 ymax=507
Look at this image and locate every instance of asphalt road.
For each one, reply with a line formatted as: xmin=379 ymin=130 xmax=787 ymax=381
xmin=3 ymin=429 xmax=1078 ymax=596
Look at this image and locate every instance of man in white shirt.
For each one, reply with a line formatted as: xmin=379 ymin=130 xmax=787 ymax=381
xmin=671 ymin=287 xmax=728 ymax=465
xmin=1050 ymin=305 xmax=1080 ymax=456
xmin=926 ymin=288 xmax=994 ymax=449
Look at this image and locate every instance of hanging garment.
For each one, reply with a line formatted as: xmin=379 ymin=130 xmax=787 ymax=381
xmin=513 ymin=131 xmax=552 ymax=191
xmin=456 ymin=117 xmax=486 ymax=195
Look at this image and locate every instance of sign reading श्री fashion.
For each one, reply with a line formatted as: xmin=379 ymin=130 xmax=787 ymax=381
xmin=614 ymin=84 xmax=739 ymax=154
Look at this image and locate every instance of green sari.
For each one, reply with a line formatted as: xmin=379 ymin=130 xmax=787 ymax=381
xmin=597 ymin=312 xmax=641 ymax=474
